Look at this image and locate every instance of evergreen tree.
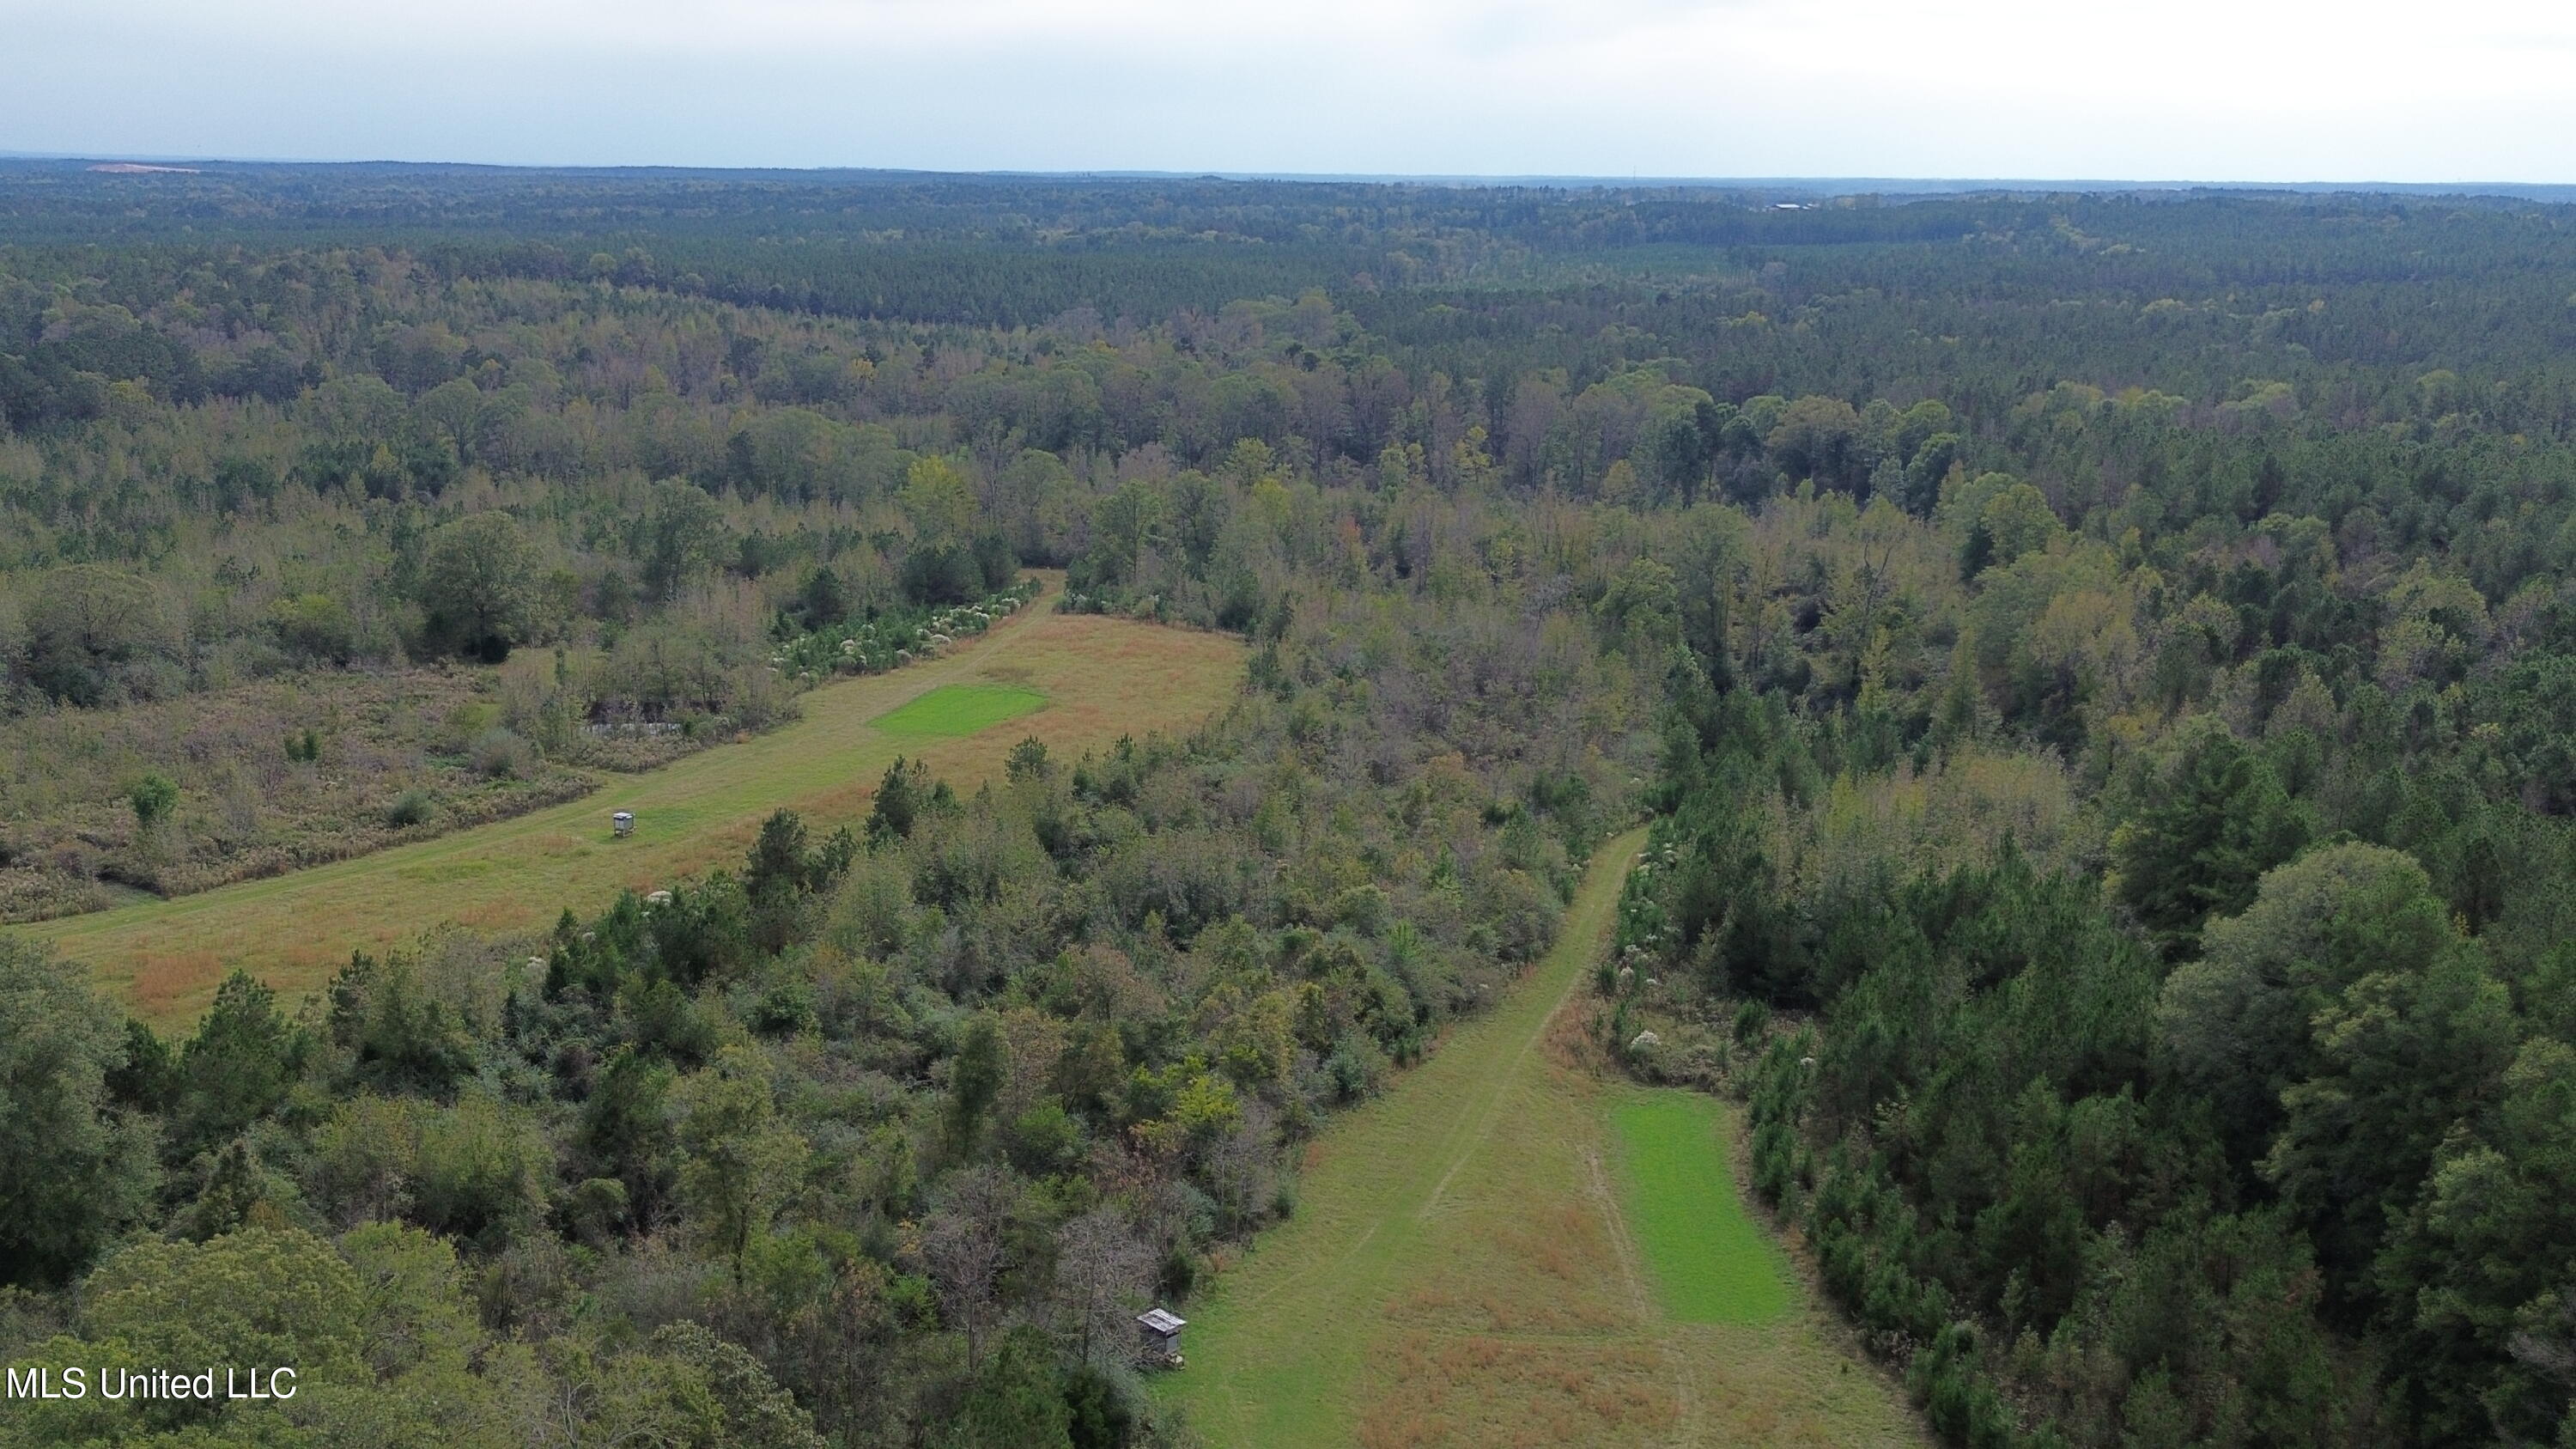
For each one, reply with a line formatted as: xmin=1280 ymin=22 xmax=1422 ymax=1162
xmin=172 ymin=970 xmax=301 ymax=1164
xmin=0 ymin=939 xmax=159 ymax=1287
xmin=2111 ymin=723 xmax=2312 ymax=958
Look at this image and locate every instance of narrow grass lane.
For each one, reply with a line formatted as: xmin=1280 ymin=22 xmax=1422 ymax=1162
xmin=1163 ymin=833 xmax=1649 ymax=1448
xmin=1162 ymin=827 xmax=1921 ymax=1449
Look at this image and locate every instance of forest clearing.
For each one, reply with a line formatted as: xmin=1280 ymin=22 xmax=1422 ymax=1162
xmin=33 ymin=593 xmax=1244 ymax=1027
xmin=1162 ymin=830 xmax=1917 ymax=1449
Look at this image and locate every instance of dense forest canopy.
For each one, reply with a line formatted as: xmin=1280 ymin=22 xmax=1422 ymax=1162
xmin=5 ymin=165 xmax=2576 ymax=1447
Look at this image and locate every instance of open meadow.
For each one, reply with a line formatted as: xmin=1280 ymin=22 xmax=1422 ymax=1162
xmin=1162 ymin=829 xmax=1920 ymax=1449
xmin=30 ymin=593 xmax=1244 ymax=1027
xmin=0 ymin=665 xmax=601 ymax=922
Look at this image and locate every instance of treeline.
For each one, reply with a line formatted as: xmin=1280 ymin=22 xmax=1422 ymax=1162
xmin=1601 ymin=342 xmax=2576 ymax=1448
xmin=1647 ymin=690 xmax=2576 ymax=1445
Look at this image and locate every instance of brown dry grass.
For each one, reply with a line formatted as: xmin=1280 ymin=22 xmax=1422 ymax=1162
xmin=0 ymin=667 xmax=598 ymax=922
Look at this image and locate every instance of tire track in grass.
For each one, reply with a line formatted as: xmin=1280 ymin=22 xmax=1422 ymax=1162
xmin=1584 ymin=1143 xmax=1703 ymax=1448
xmin=1413 ymin=915 xmax=1606 ymax=1227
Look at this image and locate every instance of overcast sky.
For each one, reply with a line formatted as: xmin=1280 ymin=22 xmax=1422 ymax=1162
xmin=8 ymin=0 xmax=2574 ymax=181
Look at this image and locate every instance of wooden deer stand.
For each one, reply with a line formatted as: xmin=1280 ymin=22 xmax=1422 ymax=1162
xmin=1136 ymin=1307 xmax=1187 ymax=1368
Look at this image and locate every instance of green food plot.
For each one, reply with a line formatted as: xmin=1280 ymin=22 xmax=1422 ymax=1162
xmin=868 ymin=684 xmax=1048 ymax=738
xmin=1612 ymin=1092 xmax=1793 ymax=1324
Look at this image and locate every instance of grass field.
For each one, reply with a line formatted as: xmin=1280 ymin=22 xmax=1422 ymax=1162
xmin=1611 ymin=1093 xmax=1794 ymax=1326
xmin=28 ymin=587 xmax=1244 ymax=1028
xmin=1161 ymin=829 xmax=1920 ymax=1449
xmin=0 ymin=666 xmax=599 ymax=923
xmin=868 ymin=683 xmax=1048 ymax=739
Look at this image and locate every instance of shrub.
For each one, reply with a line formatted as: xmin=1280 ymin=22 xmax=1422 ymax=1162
xmin=1158 ymin=1244 xmax=1198 ymax=1300
xmin=270 ymin=593 xmax=357 ymax=664
xmin=1732 ymin=999 xmax=1771 ymax=1043
xmin=564 ymin=1177 xmax=629 ymax=1246
xmin=748 ymin=978 xmax=816 ymax=1037
xmin=471 ymin=727 xmax=535 ymax=780
xmin=386 ymin=790 xmax=434 ymax=828
xmin=442 ymin=700 xmax=502 ymax=751
xmin=408 ymin=1093 xmax=551 ymax=1244
xmin=127 ymin=773 xmax=179 ymax=829
xmin=1002 ymin=1101 xmax=1084 ymax=1176
xmin=1324 ymin=1032 xmax=1388 ymax=1102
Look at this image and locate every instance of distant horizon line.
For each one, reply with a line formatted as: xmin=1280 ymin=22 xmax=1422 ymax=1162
xmin=4 ymin=151 xmax=2574 ymax=198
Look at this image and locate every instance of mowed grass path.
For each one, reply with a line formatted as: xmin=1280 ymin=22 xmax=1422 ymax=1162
xmin=1613 ymin=1093 xmax=1794 ymax=1326
xmin=868 ymin=683 xmax=1049 ymax=739
xmin=33 ymin=585 xmax=1244 ymax=1028
xmin=1163 ymin=829 xmax=1920 ymax=1449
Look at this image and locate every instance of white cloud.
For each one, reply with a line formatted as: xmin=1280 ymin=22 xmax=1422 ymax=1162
xmin=4 ymin=0 xmax=2573 ymax=179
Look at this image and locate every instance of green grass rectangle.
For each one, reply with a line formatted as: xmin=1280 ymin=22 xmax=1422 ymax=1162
xmin=867 ymin=683 xmax=1048 ymax=739
xmin=1611 ymin=1092 xmax=1793 ymax=1324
